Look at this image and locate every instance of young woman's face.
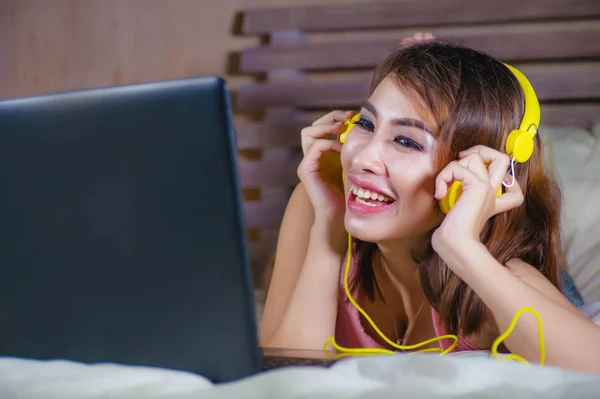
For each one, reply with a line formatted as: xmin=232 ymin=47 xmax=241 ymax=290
xmin=340 ymin=76 xmax=443 ymax=244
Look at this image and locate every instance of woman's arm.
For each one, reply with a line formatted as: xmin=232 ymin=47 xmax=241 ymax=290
xmin=260 ymin=182 xmax=346 ymax=348
xmin=263 ymin=219 xmax=345 ymax=349
xmin=259 ymin=183 xmax=314 ymax=344
xmin=441 ymin=240 xmax=600 ymax=373
xmin=432 ymin=145 xmax=600 ymax=373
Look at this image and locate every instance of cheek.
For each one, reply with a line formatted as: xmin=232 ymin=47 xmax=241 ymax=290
xmin=340 ymin=140 xmax=358 ymax=170
xmin=391 ymin=163 xmax=437 ymax=201
xmin=416 ymin=169 xmax=437 ymax=197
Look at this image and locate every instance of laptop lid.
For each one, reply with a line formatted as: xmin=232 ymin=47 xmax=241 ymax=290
xmin=0 ymin=76 xmax=261 ymax=383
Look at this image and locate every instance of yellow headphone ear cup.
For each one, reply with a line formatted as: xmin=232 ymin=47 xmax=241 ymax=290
xmin=505 ymin=130 xmax=534 ymax=163
xmin=439 ymin=181 xmax=462 ymax=214
xmin=439 ymin=194 xmax=451 ymax=214
xmin=439 ymin=181 xmax=503 ymax=214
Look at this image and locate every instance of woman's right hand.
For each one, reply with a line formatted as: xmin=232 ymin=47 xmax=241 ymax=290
xmin=297 ymin=110 xmax=353 ymax=225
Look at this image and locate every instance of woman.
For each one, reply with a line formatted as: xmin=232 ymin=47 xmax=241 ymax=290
xmin=260 ymin=38 xmax=599 ymax=373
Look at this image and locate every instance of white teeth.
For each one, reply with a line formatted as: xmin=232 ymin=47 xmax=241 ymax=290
xmin=350 ymin=184 xmax=392 ymax=203
xmin=355 ymin=197 xmax=377 ymax=206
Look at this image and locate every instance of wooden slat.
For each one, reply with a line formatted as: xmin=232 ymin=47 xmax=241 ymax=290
xmin=540 ymin=104 xmax=600 ymax=128
xmin=250 ymin=228 xmax=280 ymax=246
xmin=235 ymin=120 xmax=303 ymax=148
xmin=249 ymin=228 xmax=279 ymax=263
xmin=244 ymin=201 xmax=286 ymax=229
xmin=524 ymin=63 xmax=600 ymax=101
xmin=248 ymin=227 xmax=279 ymax=268
xmin=249 ymin=244 xmax=272 ymax=281
xmin=243 ymin=187 xmax=291 ymax=228
xmin=241 ymin=0 xmax=600 ymax=35
xmin=249 ymin=243 xmax=274 ymax=279
xmin=237 ymin=63 xmax=600 ymax=110
xmin=238 ymin=148 xmax=301 ymax=186
xmin=240 ymin=26 xmax=600 ymax=73
xmin=238 ymin=80 xmax=366 ymax=110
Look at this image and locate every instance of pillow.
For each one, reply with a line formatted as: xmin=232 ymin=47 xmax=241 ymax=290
xmin=542 ymin=123 xmax=600 ymax=303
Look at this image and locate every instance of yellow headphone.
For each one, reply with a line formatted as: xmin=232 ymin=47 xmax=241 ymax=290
xmin=339 ymin=63 xmax=540 ymax=215
xmin=328 ymin=63 xmax=546 ymax=363
xmin=339 ymin=112 xmax=360 ymax=144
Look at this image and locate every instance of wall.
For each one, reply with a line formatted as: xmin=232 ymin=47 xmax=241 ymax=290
xmin=0 ymin=0 xmax=370 ymax=100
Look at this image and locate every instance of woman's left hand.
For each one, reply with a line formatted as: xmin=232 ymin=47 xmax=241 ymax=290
xmin=431 ymin=145 xmax=525 ymax=253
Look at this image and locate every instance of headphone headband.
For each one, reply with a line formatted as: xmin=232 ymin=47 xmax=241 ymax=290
xmin=503 ymin=63 xmax=540 ymax=137
xmin=502 ymin=63 xmax=541 ymax=164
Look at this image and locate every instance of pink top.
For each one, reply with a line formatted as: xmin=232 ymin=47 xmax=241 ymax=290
xmin=335 ymin=255 xmax=481 ymax=352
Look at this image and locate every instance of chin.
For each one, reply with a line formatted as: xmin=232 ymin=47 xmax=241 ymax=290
xmin=343 ymin=202 xmax=438 ymax=246
xmin=344 ymin=216 xmax=392 ymax=244
xmin=343 ymin=192 xmax=398 ymax=241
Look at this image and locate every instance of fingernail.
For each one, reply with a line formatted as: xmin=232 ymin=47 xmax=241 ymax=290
xmin=345 ymin=111 xmax=353 ymax=115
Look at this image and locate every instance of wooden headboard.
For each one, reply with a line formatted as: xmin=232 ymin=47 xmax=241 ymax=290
xmin=233 ymin=0 xmax=600 ymax=285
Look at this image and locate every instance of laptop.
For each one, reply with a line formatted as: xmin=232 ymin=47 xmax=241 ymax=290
xmin=0 ymin=76 xmax=263 ymax=383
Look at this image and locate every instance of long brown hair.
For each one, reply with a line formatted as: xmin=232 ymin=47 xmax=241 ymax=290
xmin=352 ymin=40 xmax=563 ymax=336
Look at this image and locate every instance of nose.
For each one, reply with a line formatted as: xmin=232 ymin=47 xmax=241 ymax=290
xmin=351 ymin=138 xmax=387 ymax=176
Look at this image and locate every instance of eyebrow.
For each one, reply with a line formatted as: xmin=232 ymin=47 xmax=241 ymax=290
xmin=360 ymin=101 xmax=434 ymax=135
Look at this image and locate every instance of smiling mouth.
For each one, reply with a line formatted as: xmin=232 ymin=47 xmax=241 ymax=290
xmin=349 ymin=183 xmax=395 ymax=207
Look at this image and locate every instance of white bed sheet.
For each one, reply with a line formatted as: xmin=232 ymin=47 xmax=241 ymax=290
xmin=1 ymin=352 xmax=599 ymax=399
xmin=1 ymin=305 xmax=598 ymax=399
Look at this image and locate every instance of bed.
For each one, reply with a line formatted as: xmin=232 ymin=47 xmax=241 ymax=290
xmin=1 ymin=305 xmax=600 ymax=399
xmin=1 ymin=0 xmax=600 ymax=397
xmin=2 ymin=352 xmax=600 ymax=399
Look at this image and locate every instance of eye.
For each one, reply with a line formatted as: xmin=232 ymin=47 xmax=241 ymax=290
xmin=354 ymin=116 xmax=375 ymax=132
xmin=394 ymin=136 xmax=423 ymax=151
